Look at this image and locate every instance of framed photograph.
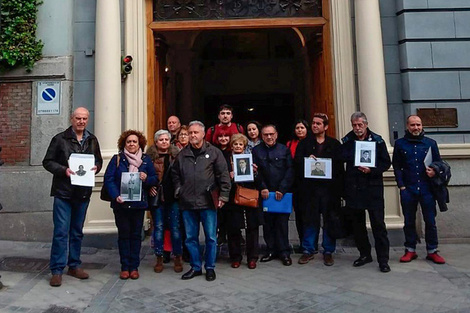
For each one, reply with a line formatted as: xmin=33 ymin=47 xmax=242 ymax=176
xmin=68 ymin=153 xmax=95 ymax=187
xmin=304 ymin=157 xmax=332 ymax=179
xmin=354 ymin=141 xmax=376 ymax=168
xmin=120 ymin=172 xmax=142 ymax=201
xmin=233 ymin=154 xmax=254 ymax=182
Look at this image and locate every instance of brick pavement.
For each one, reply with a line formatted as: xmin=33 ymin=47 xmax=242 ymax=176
xmin=0 ymin=240 xmax=469 ymax=313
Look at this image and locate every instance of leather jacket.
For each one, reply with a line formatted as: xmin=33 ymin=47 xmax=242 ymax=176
xmin=43 ymin=126 xmax=103 ymax=199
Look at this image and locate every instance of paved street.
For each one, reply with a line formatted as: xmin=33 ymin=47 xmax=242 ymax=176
xmin=0 ymin=240 xmax=470 ymax=313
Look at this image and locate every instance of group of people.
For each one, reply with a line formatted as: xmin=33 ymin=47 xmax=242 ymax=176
xmin=42 ymin=105 xmax=447 ymax=287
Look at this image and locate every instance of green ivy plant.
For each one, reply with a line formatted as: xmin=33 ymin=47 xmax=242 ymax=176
xmin=0 ymin=0 xmax=43 ymax=72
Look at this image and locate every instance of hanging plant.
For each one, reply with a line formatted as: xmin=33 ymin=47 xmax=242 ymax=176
xmin=0 ymin=0 xmax=44 ymax=72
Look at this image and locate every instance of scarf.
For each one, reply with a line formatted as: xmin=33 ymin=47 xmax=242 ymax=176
xmin=124 ymin=148 xmax=143 ymax=172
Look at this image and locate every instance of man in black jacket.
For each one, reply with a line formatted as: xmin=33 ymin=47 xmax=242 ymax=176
xmin=341 ymin=112 xmax=391 ymax=273
xmin=43 ymin=107 xmax=103 ymax=287
xmin=252 ymin=124 xmax=294 ymax=266
xmin=294 ymin=113 xmax=343 ymax=266
xmin=172 ymin=120 xmax=231 ymax=281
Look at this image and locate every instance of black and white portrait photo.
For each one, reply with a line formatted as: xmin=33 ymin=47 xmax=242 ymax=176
xmin=304 ymin=157 xmax=332 ymax=179
xmin=76 ymin=165 xmax=87 ymax=176
xmin=354 ymin=141 xmax=376 ymax=167
xmin=233 ymin=154 xmax=254 ymax=182
xmin=120 ymin=172 xmax=142 ymax=201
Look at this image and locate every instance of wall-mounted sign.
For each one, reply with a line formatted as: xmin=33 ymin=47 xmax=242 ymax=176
xmin=37 ymin=81 xmax=60 ymax=115
xmin=417 ymin=108 xmax=458 ymax=128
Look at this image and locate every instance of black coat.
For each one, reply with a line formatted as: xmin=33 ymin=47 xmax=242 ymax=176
xmin=43 ymin=126 xmax=103 ymax=199
xmin=341 ymin=129 xmax=391 ymax=210
xmin=223 ymin=152 xmax=263 ymax=230
xmin=294 ymin=134 xmax=343 ymax=222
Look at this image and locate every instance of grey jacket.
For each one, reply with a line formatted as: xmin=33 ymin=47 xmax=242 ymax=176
xmin=172 ymin=141 xmax=231 ymax=210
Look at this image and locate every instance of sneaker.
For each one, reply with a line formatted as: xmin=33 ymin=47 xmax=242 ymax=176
xmin=298 ymin=253 xmax=314 ymax=264
xmin=426 ymin=252 xmax=445 ymax=264
xmin=399 ymin=250 xmax=418 ymax=263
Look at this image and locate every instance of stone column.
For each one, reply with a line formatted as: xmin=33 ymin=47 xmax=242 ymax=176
xmin=94 ymin=0 xmax=122 ymax=157
xmin=355 ymin=0 xmax=390 ymax=144
xmin=329 ymin=0 xmax=357 ymax=137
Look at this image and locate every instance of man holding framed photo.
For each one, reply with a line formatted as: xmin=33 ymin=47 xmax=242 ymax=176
xmin=341 ymin=112 xmax=391 ymax=273
xmin=294 ymin=113 xmax=343 ymax=266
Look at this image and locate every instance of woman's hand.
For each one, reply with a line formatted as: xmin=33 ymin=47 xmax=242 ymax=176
xmin=230 ymin=171 xmax=235 ymax=179
xmin=252 ymin=163 xmax=258 ymax=174
xmin=261 ymin=189 xmax=269 ymax=199
xmin=140 ymin=172 xmax=147 ymax=181
xmin=149 ymin=186 xmax=158 ymax=197
xmin=116 ymin=196 xmax=124 ymax=203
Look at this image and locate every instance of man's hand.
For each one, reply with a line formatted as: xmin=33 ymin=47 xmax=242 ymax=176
xmin=426 ymin=167 xmax=436 ymax=178
xmin=116 ymin=196 xmax=124 ymax=203
xmin=140 ymin=172 xmax=147 ymax=181
xmin=218 ymin=200 xmax=226 ymax=208
xmin=399 ymin=186 xmax=406 ymax=191
xmin=261 ymin=189 xmax=269 ymax=199
xmin=309 ymin=155 xmax=317 ymax=159
xmin=66 ymin=168 xmax=75 ymax=177
xmin=252 ymin=163 xmax=258 ymax=174
xmin=91 ymin=165 xmax=98 ymax=172
xmin=358 ymin=166 xmax=371 ymax=174
xmin=275 ymin=191 xmax=284 ymax=201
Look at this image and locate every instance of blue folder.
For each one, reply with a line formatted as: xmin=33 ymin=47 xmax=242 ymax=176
xmin=262 ymin=192 xmax=293 ymax=214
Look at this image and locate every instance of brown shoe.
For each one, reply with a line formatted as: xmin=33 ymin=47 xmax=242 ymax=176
xmin=323 ymin=254 xmax=334 ymax=266
xmin=174 ymin=255 xmax=183 ymax=273
xmin=67 ymin=268 xmax=89 ymax=280
xmin=298 ymin=253 xmax=314 ymax=264
xmin=50 ymin=274 xmax=62 ymax=287
xmin=130 ymin=270 xmax=139 ymax=280
xmin=119 ymin=271 xmax=130 ymax=280
xmin=154 ymin=256 xmax=164 ymax=273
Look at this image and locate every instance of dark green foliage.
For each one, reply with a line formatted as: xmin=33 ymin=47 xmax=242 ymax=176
xmin=0 ymin=0 xmax=43 ymax=72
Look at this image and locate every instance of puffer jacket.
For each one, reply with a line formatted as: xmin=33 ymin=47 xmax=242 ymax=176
xmin=103 ymin=152 xmax=158 ymax=209
xmin=172 ymin=141 xmax=231 ymax=210
xmin=43 ymin=126 xmax=103 ymax=199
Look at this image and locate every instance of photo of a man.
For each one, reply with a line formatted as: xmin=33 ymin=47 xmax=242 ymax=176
xmin=311 ymin=162 xmax=326 ymax=176
xmin=76 ymin=165 xmax=87 ymax=177
xmin=237 ymin=158 xmax=250 ymax=175
xmin=360 ymin=150 xmax=371 ymax=163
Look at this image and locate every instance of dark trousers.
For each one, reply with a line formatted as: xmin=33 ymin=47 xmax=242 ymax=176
xmin=400 ymin=189 xmax=438 ymax=252
xmin=263 ymin=212 xmax=290 ymax=257
xmin=228 ymin=227 xmax=259 ymax=262
xmin=113 ymin=209 xmax=145 ymax=271
xmin=293 ymin=192 xmax=303 ymax=249
xmin=351 ymin=208 xmax=389 ymax=264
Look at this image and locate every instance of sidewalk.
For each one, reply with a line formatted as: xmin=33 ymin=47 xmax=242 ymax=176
xmin=0 ymin=240 xmax=469 ymax=313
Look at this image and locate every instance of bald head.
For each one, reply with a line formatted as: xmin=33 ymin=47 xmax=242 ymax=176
xmin=167 ymin=115 xmax=181 ymax=135
xmin=406 ymin=115 xmax=423 ymax=136
xmin=71 ymin=107 xmax=90 ymax=134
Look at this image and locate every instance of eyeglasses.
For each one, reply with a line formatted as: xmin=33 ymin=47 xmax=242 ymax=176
xmin=179 ymin=134 xmax=188 ymax=137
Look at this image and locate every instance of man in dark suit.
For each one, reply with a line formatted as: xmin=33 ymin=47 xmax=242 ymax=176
xmin=237 ymin=158 xmax=250 ymax=175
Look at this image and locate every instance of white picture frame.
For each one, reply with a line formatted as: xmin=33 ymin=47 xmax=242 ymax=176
xmin=120 ymin=172 xmax=142 ymax=201
xmin=304 ymin=157 xmax=332 ymax=179
xmin=68 ymin=153 xmax=95 ymax=187
xmin=354 ymin=141 xmax=376 ymax=168
xmin=233 ymin=154 xmax=254 ymax=182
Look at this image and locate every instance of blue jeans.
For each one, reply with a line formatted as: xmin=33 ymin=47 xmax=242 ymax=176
xmin=151 ymin=201 xmax=182 ymax=256
xmin=182 ymin=209 xmax=217 ymax=271
xmin=50 ymin=197 xmax=89 ymax=274
xmin=400 ymin=188 xmax=438 ymax=252
xmin=302 ymin=210 xmax=336 ymax=255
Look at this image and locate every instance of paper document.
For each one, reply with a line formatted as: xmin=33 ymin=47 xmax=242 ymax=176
xmin=68 ymin=153 xmax=95 ymax=187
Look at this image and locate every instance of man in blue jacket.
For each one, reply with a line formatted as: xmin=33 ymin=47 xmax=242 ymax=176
xmin=392 ymin=115 xmax=445 ymax=264
xmin=252 ymin=124 xmax=294 ymax=266
xmin=43 ymin=107 xmax=103 ymax=287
